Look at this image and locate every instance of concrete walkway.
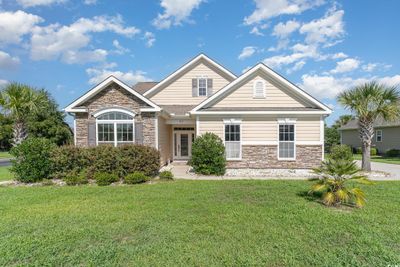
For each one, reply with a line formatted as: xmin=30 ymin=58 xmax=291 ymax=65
xmin=0 ymin=159 xmax=11 ymax=167
xmin=356 ymin=161 xmax=400 ymax=180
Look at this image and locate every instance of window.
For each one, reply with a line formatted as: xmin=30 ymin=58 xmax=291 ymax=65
xmin=279 ymin=124 xmax=295 ymax=160
xmin=198 ymin=78 xmax=207 ymax=96
xmin=96 ymin=111 xmax=134 ymax=146
xmin=225 ymin=123 xmax=241 ymax=159
xmin=376 ymin=130 xmax=383 ymax=142
xmin=253 ymin=80 xmax=265 ymax=98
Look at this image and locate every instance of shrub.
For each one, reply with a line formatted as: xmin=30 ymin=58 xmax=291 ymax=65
xmin=355 ymin=147 xmax=362 ymax=154
xmin=190 ymin=132 xmax=226 ymax=175
xmin=63 ymin=170 xmax=88 ymax=186
xmin=85 ymin=145 xmax=121 ymax=179
xmin=124 ymin=171 xmax=148 ymax=184
xmin=51 ymin=146 xmax=88 ymax=179
xmin=118 ymin=145 xmax=160 ymax=177
xmin=310 ymin=158 xmax=374 ymax=208
xmin=159 ymin=170 xmax=174 ymax=180
xmin=10 ymin=138 xmax=56 ymax=183
xmin=94 ymin=172 xmax=119 ymax=186
xmin=330 ymin=145 xmax=353 ymax=161
xmin=355 ymin=147 xmax=378 ymax=156
xmin=386 ymin=149 xmax=400 ymax=157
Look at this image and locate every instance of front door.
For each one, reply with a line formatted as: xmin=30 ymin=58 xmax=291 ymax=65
xmin=174 ymin=131 xmax=194 ymax=160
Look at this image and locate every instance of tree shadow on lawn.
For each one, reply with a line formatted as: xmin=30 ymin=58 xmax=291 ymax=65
xmin=297 ymin=190 xmax=356 ymax=212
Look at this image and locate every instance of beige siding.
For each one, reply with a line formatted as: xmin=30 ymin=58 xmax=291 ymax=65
xmin=213 ymin=73 xmax=310 ymax=108
xmin=198 ymin=116 xmax=321 ymax=142
xmin=341 ymin=127 xmax=400 ymax=153
xmin=150 ymin=62 xmax=231 ymax=105
xmin=158 ymin=116 xmax=172 ymax=165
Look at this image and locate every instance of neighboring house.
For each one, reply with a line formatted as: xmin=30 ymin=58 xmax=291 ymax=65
xmin=339 ymin=117 xmax=400 ymax=153
xmin=65 ymin=54 xmax=331 ymax=169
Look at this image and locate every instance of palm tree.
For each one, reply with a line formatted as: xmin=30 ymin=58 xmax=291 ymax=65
xmin=0 ymin=83 xmax=47 ymax=146
xmin=337 ymin=81 xmax=400 ymax=171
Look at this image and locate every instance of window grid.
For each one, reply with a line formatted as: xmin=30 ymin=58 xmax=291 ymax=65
xmin=278 ymin=124 xmax=295 ymax=159
xmin=225 ymin=124 xmax=241 ymax=159
xmin=97 ymin=112 xmax=133 ymax=120
xmin=198 ymin=78 xmax=207 ymax=96
xmin=96 ymin=111 xmax=134 ymax=147
xmin=376 ymin=130 xmax=383 ymax=142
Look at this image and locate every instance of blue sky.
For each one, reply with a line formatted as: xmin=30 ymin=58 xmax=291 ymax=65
xmin=1 ymin=0 xmax=399 ymax=125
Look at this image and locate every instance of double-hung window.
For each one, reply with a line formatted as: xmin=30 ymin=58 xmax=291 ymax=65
xmin=278 ymin=123 xmax=295 ymax=160
xmin=376 ymin=130 xmax=383 ymax=142
xmin=224 ymin=121 xmax=241 ymax=160
xmin=198 ymin=78 xmax=207 ymax=96
xmin=96 ymin=111 xmax=134 ymax=146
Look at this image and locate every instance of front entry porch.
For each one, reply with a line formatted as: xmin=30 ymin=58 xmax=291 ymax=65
xmin=172 ymin=127 xmax=195 ymax=161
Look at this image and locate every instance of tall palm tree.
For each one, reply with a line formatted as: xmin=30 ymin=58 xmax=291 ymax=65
xmin=338 ymin=81 xmax=400 ymax=171
xmin=0 ymin=83 xmax=47 ymax=146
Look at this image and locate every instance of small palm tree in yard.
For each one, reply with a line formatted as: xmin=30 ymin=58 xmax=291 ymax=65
xmin=0 ymin=83 xmax=47 ymax=146
xmin=310 ymin=159 xmax=373 ymax=208
xmin=338 ymin=81 xmax=400 ymax=171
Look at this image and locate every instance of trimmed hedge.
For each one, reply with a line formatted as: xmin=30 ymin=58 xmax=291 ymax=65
xmin=355 ymin=147 xmax=378 ymax=156
xmin=330 ymin=145 xmax=353 ymax=161
xmin=386 ymin=149 xmax=400 ymax=157
xmin=94 ymin=172 xmax=119 ymax=186
xmin=63 ymin=170 xmax=88 ymax=186
xmin=159 ymin=170 xmax=174 ymax=180
xmin=10 ymin=138 xmax=56 ymax=183
xmin=124 ymin=171 xmax=148 ymax=184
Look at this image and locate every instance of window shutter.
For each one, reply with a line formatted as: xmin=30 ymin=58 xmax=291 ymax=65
xmin=192 ymin=78 xmax=198 ymax=97
xmin=135 ymin=122 xmax=143 ymax=144
xmin=88 ymin=122 xmax=96 ymax=146
xmin=207 ymin=78 xmax=213 ymax=96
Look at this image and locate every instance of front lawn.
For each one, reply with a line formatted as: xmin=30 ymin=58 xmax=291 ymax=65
xmin=353 ymin=154 xmax=400 ymax=165
xmin=0 ymin=166 xmax=13 ymax=181
xmin=0 ymin=180 xmax=399 ymax=266
xmin=0 ymin=151 xmax=11 ymax=159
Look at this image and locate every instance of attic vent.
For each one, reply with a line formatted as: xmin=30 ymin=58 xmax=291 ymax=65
xmin=253 ymin=80 xmax=265 ymax=98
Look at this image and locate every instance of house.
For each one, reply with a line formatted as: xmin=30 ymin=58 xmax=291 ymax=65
xmin=65 ymin=54 xmax=331 ymax=169
xmin=339 ymin=117 xmax=400 ymax=153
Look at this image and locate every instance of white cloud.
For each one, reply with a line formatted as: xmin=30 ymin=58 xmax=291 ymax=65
xmin=299 ymin=8 xmax=345 ymax=45
xmin=272 ymin=20 xmax=300 ymax=38
xmin=62 ymin=49 xmax=108 ymax=64
xmin=287 ymin=60 xmax=306 ymax=73
xmin=152 ymin=0 xmax=204 ymax=29
xmin=86 ymin=64 xmax=152 ymax=85
xmin=0 ymin=10 xmax=43 ymax=45
xmin=244 ymin=0 xmax=324 ymax=25
xmin=330 ymin=58 xmax=360 ymax=74
xmin=30 ymin=15 xmax=139 ymax=64
xmin=112 ymin=40 xmax=130 ymax=55
xmin=264 ymin=43 xmax=320 ymax=69
xmin=143 ymin=32 xmax=156 ymax=47
xmin=84 ymin=0 xmax=97 ymax=4
xmin=249 ymin=23 xmax=269 ymax=36
xmin=0 ymin=79 xmax=9 ymax=88
xmin=16 ymin=0 xmax=66 ymax=7
xmin=238 ymin=46 xmax=257 ymax=60
xmin=331 ymin=52 xmax=347 ymax=59
xmin=362 ymin=63 xmax=377 ymax=72
xmin=0 ymin=51 xmax=20 ymax=70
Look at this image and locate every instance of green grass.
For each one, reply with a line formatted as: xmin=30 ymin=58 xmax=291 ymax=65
xmin=0 ymin=180 xmax=399 ymax=266
xmin=0 ymin=151 xmax=11 ymax=159
xmin=353 ymin=154 xmax=400 ymax=165
xmin=0 ymin=166 xmax=13 ymax=181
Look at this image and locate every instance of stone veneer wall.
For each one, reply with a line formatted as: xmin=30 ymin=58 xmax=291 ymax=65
xmin=226 ymin=145 xmax=322 ymax=169
xmin=74 ymin=83 xmax=156 ymax=147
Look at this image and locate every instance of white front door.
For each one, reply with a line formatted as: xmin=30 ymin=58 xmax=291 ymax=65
xmin=174 ymin=131 xmax=194 ymax=160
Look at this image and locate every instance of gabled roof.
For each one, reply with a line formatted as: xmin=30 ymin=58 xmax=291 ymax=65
xmin=340 ymin=117 xmax=400 ymax=130
xmin=64 ymin=76 xmax=161 ymax=113
xmin=191 ymin=63 xmax=332 ymax=115
xmin=143 ymin=53 xmax=237 ymax=97
xmin=133 ymin=81 xmax=159 ymax=95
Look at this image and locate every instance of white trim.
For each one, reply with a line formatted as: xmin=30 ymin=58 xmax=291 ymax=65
xmin=277 ymin=122 xmax=296 ymax=161
xmin=191 ymin=63 xmax=332 ymax=113
xmin=191 ymin=110 xmax=331 ymax=115
xmin=223 ymin=120 xmax=242 ymax=161
xmin=93 ymin=108 xmax=136 ymax=118
xmin=64 ymin=76 xmax=161 ymax=112
xmin=277 ymin=118 xmax=297 ymax=124
xmin=68 ymin=108 xmax=87 ymax=112
xmin=140 ymin=108 xmax=159 ymax=112
xmin=196 ymin=116 xmax=200 ymax=136
xmin=73 ymin=118 xmax=76 ymax=146
xmin=155 ymin=116 xmax=159 ymax=149
xmin=253 ymin=79 xmax=266 ymax=99
xmin=376 ymin=129 xmax=383 ymax=142
xmin=144 ymin=54 xmax=236 ymax=97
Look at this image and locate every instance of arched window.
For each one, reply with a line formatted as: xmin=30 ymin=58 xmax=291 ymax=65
xmin=253 ymin=79 xmax=266 ymax=98
xmin=95 ymin=110 xmax=135 ymax=146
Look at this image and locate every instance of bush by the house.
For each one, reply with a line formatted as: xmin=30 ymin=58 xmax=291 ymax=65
xmin=10 ymin=137 xmax=56 ymax=183
xmin=119 ymin=145 xmax=160 ymax=177
xmin=85 ymin=145 xmax=121 ymax=179
xmin=330 ymin=144 xmax=353 ymax=161
xmin=159 ymin=170 xmax=174 ymax=180
xmin=51 ymin=146 xmax=88 ymax=179
xmin=190 ymin=132 xmax=226 ymax=175
xmin=386 ymin=149 xmax=400 ymax=157
xmin=94 ymin=172 xmax=119 ymax=186
xmin=355 ymin=147 xmax=378 ymax=156
xmin=124 ymin=171 xmax=148 ymax=184
xmin=63 ymin=170 xmax=88 ymax=186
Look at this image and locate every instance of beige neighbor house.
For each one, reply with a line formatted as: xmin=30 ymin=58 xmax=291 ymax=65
xmin=65 ymin=54 xmax=332 ymax=169
xmin=339 ymin=118 xmax=400 ymax=153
